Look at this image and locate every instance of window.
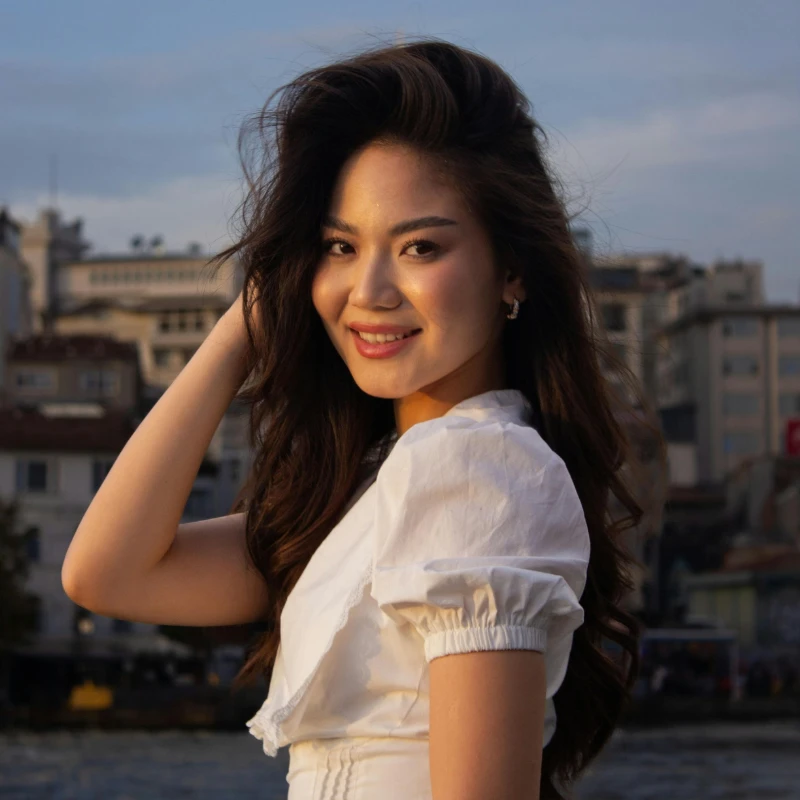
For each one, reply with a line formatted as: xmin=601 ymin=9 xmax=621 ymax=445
xmin=723 ymin=355 xmax=759 ymax=376
xmin=184 ymin=488 xmax=212 ymax=519
xmin=779 ymin=393 xmax=800 ymax=416
xmin=177 ymin=311 xmax=187 ymax=331
xmin=16 ymin=459 xmax=52 ymax=493
xmin=725 ymin=292 xmax=747 ymax=303
xmin=15 ymin=371 xmax=53 ymax=390
xmin=194 ymin=312 xmax=205 ymax=331
xmin=80 ymin=370 xmax=118 ymax=397
xmin=722 ymin=317 xmax=758 ymax=337
xmin=723 ymin=393 xmax=759 ymax=415
xmin=92 ymin=459 xmax=116 ymax=493
xmin=600 ymin=342 xmax=626 ymax=372
xmin=25 ymin=529 xmax=41 ymax=563
xmin=183 ymin=347 xmax=197 ymax=364
xmin=777 ymin=318 xmax=800 ymax=338
xmin=723 ymin=431 xmax=762 ymax=455
xmin=779 ymin=356 xmax=800 ymax=377
xmin=159 ymin=313 xmax=170 ymax=332
xmin=601 ymin=303 xmax=627 ymax=332
xmin=153 ymin=348 xmax=171 ymax=367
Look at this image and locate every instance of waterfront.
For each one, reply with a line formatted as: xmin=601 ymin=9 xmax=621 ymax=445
xmin=1 ymin=723 xmax=800 ymax=799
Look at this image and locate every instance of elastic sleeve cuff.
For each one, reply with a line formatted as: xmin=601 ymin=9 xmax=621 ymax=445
xmin=423 ymin=624 xmax=548 ymax=663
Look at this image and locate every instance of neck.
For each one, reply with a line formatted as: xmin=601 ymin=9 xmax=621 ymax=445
xmin=393 ymin=349 xmax=506 ymax=437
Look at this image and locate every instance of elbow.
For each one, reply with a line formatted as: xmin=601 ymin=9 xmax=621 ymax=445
xmin=61 ymin=564 xmax=88 ymax=607
xmin=61 ymin=560 xmax=103 ymax=613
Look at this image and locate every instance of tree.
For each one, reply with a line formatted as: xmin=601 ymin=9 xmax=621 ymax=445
xmin=0 ymin=497 xmax=40 ymax=649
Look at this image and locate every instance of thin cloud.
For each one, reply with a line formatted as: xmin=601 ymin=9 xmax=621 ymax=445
xmin=553 ymin=90 xmax=800 ymax=179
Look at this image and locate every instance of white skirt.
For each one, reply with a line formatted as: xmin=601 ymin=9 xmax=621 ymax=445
xmin=287 ymin=736 xmax=431 ymax=800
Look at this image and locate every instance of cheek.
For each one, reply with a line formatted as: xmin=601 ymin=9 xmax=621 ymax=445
xmin=411 ymin=258 xmax=497 ymax=332
xmin=311 ymin=266 xmax=341 ymax=324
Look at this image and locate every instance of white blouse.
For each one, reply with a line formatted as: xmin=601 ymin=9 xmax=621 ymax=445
xmin=246 ymin=388 xmax=590 ymax=759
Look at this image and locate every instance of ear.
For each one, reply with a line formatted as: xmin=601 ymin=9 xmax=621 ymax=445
xmin=502 ymin=270 xmax=527 ymax=306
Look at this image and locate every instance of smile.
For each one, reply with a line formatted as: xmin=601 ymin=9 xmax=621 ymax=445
xmin=349 ymin=328 xmax=422 ymax=359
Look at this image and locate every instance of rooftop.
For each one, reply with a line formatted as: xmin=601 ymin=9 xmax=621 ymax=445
xmin=0 ymin=406 xmax=138 ymax=452
xmin=7 ymin=333 xmax=139 ymax=363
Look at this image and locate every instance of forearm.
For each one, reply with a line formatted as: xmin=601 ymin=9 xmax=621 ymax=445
xmin=62 ymin=306 xmax=251 ymax=602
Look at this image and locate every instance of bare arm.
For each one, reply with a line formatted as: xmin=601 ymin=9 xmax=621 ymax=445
xmin=429 ymin=649 xmax=546 ymax=800
xmin=61 ymin=293 xmax=267 ymax=625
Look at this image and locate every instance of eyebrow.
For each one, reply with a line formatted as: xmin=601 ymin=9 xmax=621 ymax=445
xmin=323 ymin=215 xmax=458 ymax=237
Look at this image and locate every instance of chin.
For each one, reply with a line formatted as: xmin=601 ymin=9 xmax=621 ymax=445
xmin=350 ymin=372 xmax=417 ymax=401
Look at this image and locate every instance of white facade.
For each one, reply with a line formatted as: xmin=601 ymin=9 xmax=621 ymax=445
xmin=656 ymin=309 xmax=800 ymax=482
xmin=0 ymin=443 xmax=159 ymax=643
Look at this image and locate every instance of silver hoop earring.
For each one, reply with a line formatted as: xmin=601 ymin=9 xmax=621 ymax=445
xmin=506 ymin=297 xmax=520 ymax=320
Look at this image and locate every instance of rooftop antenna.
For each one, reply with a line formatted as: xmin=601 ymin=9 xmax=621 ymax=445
xmin=49 ymin=153 xmax=58 ymax=210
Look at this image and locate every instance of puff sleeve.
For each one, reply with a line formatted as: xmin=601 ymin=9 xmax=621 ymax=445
xmin=369 ymin=414 xmax=590 ymax=685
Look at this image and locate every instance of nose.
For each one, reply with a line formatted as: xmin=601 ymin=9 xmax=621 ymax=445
xmin=349 ymin=248 xmax=403 ymax=310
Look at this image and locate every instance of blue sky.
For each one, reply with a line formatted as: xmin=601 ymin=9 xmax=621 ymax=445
xmin=2 ymin=1 xmax=798 ymax=301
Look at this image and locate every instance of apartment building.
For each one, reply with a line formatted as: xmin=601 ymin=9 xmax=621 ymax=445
xmin=17 ymin=207 xmax=241 ymax=386
xmin=656 ymin=306 xmax=800 ymax=482
xmin=16 ymin=208 xmax=249 ymax=483
xmin=0 ymin=208 xmax=33 ymax=402
xmin=0 ymin=332 xmax=241 ymax=649
xmin=5 ymin=334 xmax=142 ymax=412
xmin=19 ymin=207 xmax=88 ymax=333
xmin=0 ymin=403 xmax=158 ymax=647
xmin=587 ymin=264 xmax=650 ymax=405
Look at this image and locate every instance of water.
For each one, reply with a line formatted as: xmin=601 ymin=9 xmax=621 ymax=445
xmin=1 ymin=723 xmax=799 ymax=799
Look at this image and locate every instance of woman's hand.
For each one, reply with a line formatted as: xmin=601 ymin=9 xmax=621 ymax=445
xmin=223 ymin=284 xmax=263 ymax=348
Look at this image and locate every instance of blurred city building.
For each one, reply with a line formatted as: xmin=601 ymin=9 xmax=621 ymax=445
xmin=575 ymin=226 xmax=800 ymax=634
xmin=1 ymin=208 xmax=252 ymax=673
xmin=0 ymin=332 xmax=242 ymax=654
xmin=13 ymin=207 xmax=250 ymax=506
xmin=19 ymin=208 xmax=89 ymax=334
xmin=0 ymin=208 xmax=34 ymax=404
xmin=0 ymin=401 xmax=160 ymax=652
xmin=685 ymin=455 xmax=800 ymax=656
xmin=656 ymin=304 xmax=800 ymax=483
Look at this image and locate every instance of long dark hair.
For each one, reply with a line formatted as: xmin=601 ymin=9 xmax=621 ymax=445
xmin=213 ymin=36 xmax=665 ymax=798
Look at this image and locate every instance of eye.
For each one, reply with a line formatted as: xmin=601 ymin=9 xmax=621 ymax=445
xmin=401 ymin=238 xmax=439 ymax=259
xmin=322 ymin=237 xmax=354 ymax=257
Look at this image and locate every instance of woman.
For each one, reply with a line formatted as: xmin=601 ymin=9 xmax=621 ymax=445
xmin=62 ymin=38 xmax=661 ymax=799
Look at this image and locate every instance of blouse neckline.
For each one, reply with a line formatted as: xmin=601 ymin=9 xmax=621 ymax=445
xmin=443 ymin=388 xmax=531 ymax=418
xmin=382 ymin=388 xmax=532 ymax=448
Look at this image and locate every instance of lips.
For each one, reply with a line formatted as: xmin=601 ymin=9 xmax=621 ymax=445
xmin=349 ymin=327 xmax=421 ymax=359
xmin=348 ymin=322 xmax=421 ymax=335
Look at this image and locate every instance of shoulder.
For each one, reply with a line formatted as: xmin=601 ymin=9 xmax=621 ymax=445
xmin=379 ymin=409 xmax=572 ymax=494
xmin=375 ymin=415 xmax=590 ymax=571
xmin=375 ymin=411 xmax=589 ymax=562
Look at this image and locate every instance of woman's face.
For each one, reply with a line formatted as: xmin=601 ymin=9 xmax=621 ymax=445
xmin=311 ymin=141 xmax=525 ymax=403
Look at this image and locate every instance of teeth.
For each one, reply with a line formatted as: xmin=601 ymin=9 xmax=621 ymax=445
xmin=355 ymin=330 xmax=416 ymax=343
